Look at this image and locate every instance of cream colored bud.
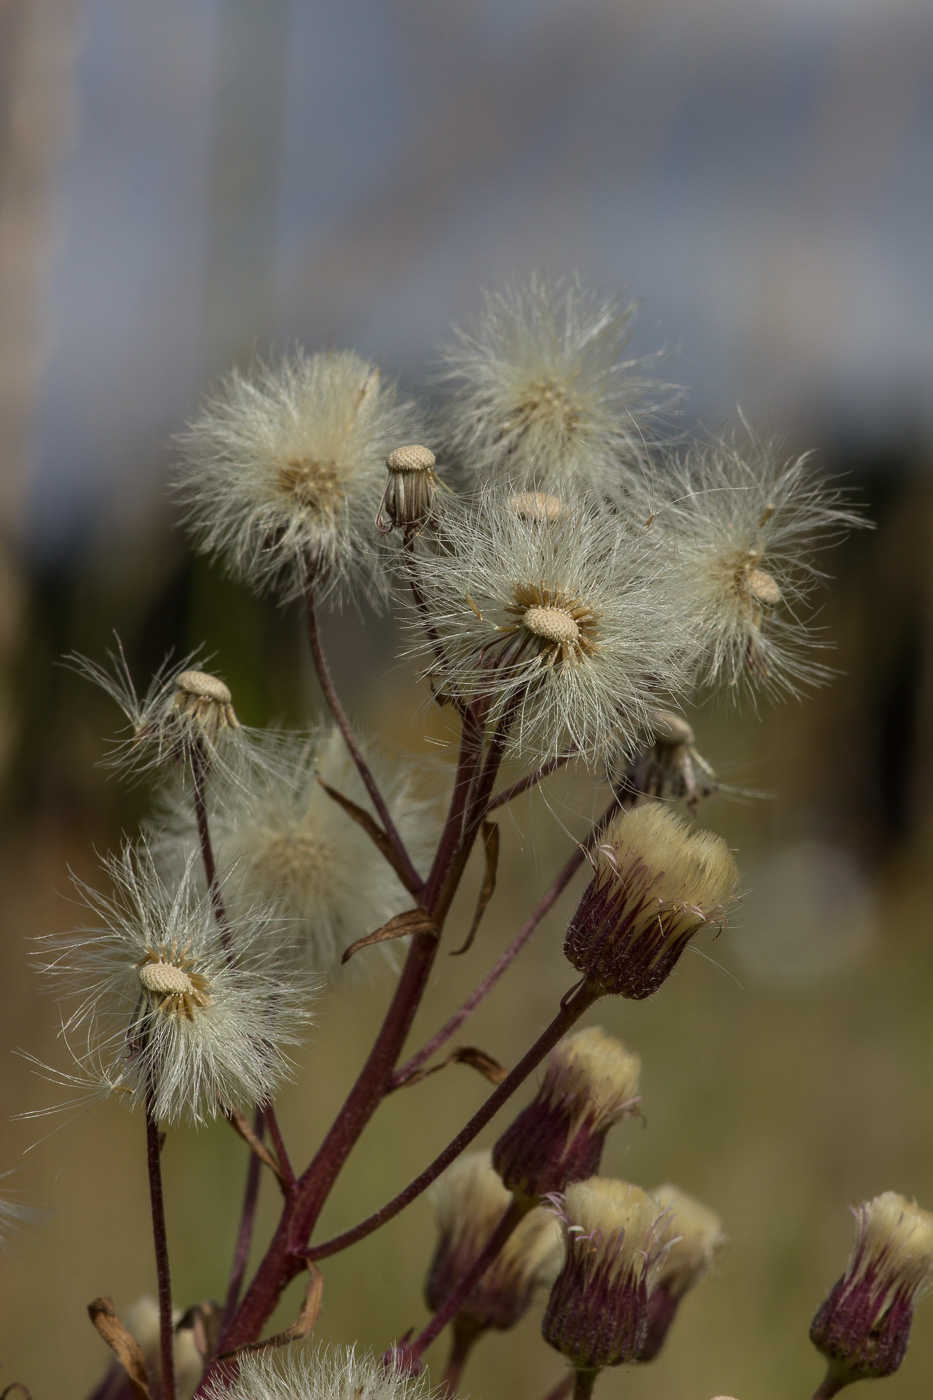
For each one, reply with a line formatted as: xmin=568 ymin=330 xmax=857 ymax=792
xmin=508 ymin=491 xmax=567 ymax=523
xmin=386 ymin=444 xmax=436 ymax=472
xmin=747 ymin=568 xmax=781 ymax=607
xmin=172 ymin=669 xmax=239 ymax=740
xmin=649 ymin=709 xmax=695 ymax=748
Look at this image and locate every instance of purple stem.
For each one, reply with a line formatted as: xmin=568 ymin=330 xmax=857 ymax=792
xmin=486 ymin=757 xmax=568 ymax=810
xmin=392 ymin=842 xmax=590 ymax=1088
xmin=220 ymin=1108 xmax=266 ymax=1333
xmin=144 ymin=1078 xmax=176 ymax=1400
xmin=306 ymin=979 xmax=599 ymax=1262
xmin=811 ymin=1370 xmax=851 ymax=1400
xmin=191 ymin=747 xmax=234 ymax=959
xmin=404 ymin=1197 xmax=527 ymax=1364
xmin=305 ymin=595 xmax=423 ymax=895
xmin=539 ymin=1377 xmax=574 ymax=1400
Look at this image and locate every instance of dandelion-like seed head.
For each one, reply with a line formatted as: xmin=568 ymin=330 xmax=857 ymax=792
xmin=543 ymin=1176 xmax=673 ymax=1370
xmin=494 ymin=1028 xmax=641 ymax=1199
xmin=659 ymin=428 xmax=862 ymax=699
xmin=564 ymin=802 xmax=738 ymax=999
xmin=638 ymin=1184 xmax=726 ymax=1361
xmin=409 ymin=490 xmax=690 ymax=765
xmin=810 ymin=1192 xmax=933 ymax=1385
xmin=69 ymin=642 xmax=252 ymax=784
xmin=37 ymin=842 xmax=314 ymax=1126
xmin=203 ymin=1344 xmax=443 ymax=1400
xmin=618 ymin=707 xmax=720 ymax=807
xmin=175 ymin=348 xmax=426 ymax=606
xmin=438 ymin=275 xmax=670 ymax=493
xmin=426 ymin=1150 xmax=561 ymax=1335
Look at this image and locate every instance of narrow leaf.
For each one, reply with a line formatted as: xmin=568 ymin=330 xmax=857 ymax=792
xmin=395 ymin=1044 xmax=507 ymax=1089
xmin=217 ymin=1263 xmax=323 ymax=1359
xmin=317 ymin=778 xmax=420 ymax=893
xmin=342 ymin=908 xmax=438 ymax=964
xmin=87 ymin=1297 xmax=151 ymax=1400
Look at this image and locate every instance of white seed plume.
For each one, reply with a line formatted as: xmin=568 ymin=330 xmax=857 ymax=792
xmin=203 ymin=1345 xmax=443 ymax=1400
xmin=36 ymin=842 xmax=315 ymax=1126
xmin=407 ymin=488 xmax=691 ymax=766
xmin=175 ymin=348 xmax=426 ymax=606
xmin=657 ymin=427 xmax=862 ymax=698
xmin=437 ymin=274 xmax=672 ymax=492
xmin=68 ymin=640 xmax=254 ymax=785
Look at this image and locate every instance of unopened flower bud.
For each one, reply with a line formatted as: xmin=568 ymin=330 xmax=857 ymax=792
xmin=493 ymin=1027 xmax=641 ymax=1199
xmin=564 ymin=803 xmax=738 ymax=999
xmin=173 ymin=670 xmax=239 ymax=742
xmin=810 ymin=1192 xmax=933 ymax=1387
xmin=543 ymin=1178 xmax=672 ymax=1370
xmin=377 ymin=444 xmax=438 ymax=533
xmin=426 ymin=1151 xmax=560 ymax=1336
xmin=637 ymin=1185 xmax=726 ymax=1361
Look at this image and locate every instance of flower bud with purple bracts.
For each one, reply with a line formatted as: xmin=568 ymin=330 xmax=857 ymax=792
xmin=377 ymin=445 xmax=439 ymax=534
xmin=425 ymin=1150 xmax=561 ymax=1336
xmin=563 ymin=803 xmax=738 ymax=1000
xmin=637 ymin=1184 xmax=726 ymax=1361
xmin=493 ymin=1027 xmax=641 ymax=1200
xmin=542 ymin=1177 xmax=673 ymax=1371
xmin=810 ymin=1192 xmax=933 ymax=1388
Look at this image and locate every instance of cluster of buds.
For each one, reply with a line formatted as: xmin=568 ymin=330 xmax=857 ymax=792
xmin=493 ymin=1027 xmax=641 ymax=1199
xmin=564 ymin=802 xmax=738 ymax=1000
xmin=638 ymin=1184 xmax=726 ymax=1361
xmin=810 ymin=1192 xmax=933 ymax=1393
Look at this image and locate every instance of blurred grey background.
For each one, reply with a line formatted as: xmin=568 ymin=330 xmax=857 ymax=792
xmin=2 ymin=2 xmax=933 ymax=1398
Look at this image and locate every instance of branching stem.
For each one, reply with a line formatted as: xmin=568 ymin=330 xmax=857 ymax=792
xmin=144 ymin=1076 xmax=176 ymax=1400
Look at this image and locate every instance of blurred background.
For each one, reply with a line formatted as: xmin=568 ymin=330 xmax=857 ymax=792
xmin=1 ymin=0 xmax=933 ymax=1396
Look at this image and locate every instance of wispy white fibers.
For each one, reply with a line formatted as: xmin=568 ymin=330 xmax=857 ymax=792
xmin=175 ymin=348 xmax=427 ymax=607
xmin=407 ymin=486 xmax=692 ymax=767
xmin=204 ymin=1345 xmax=444 ymax=1400
xmin=656 ymin=427 xmax=863 ymax=699
xmin=37 ymin=843 xmax=315 ymax=1126
xmin=437 ymin=274 xmax=674 ymax=494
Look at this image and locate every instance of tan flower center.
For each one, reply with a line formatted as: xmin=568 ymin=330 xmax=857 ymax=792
xmin=276 ymin=457 xmax=343 ymax=511
xmin=508 ymin=491 xmax=567 ymax=523
xmin=497 ymin=581 xmax=601 ymax=668
xmin=137 ymin=948 xmax=212 ymax=1020
xmin=523 ymin=606 xmax=582 ymax=646
xmin=174 ymin=671 xmax=232 ymax=705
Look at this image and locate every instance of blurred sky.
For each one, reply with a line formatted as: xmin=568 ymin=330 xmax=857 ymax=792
xmin=4 ymin=0 xmax=933 ymax=555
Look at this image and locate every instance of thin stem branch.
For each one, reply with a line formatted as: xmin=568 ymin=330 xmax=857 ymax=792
xmin=487 ymin=757 xmax=568 ymax=810
xmin=538 ymin=1376 xmax=573 ymax=1400
xmin=144 ymin=1077 xmax=176 ymax=1400
xmin=265 ymin=1104 xmax=294 ymax=1192
xmin=305 ymin=594 xmax=423 ymax=895
xmin=306 ymin=980 xmax=600 ymax=1262
xmin=191 ymin=746 xmax=234 ymax=958
xmin=440 ymin=1323 xmax=480 ymax=1398
xmin=811 ymin=1369 xmax=850 ymax=1400
xmin=407 ymin=1197 xmax=527 ymax=1362
xmin=572 ymin=1370 xmax=598 ymax=1400
xmin=221 ymin=1109 xmax=265 ymax=1333
xmin=393 ymin=842 xmax=589 ymax=1087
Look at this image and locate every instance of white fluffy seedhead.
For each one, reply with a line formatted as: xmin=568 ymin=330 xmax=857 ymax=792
xmin=69 ymin=641 xmax=252 ymax=785
xmin=437 ymin=274 xmax=672 ymax=493
xmin=657 ymin=428 xmax=862 ymax=699
xmin=37 ymin=842 xmax=314 ymax=1126
xmin=174 ymin=348 xmax=426 ymax=607
xmin=188 ymin=727 xmax=434 ymax=981
xmin=408 ymin=487 xmax=691 ymax=766
xmin=204 ymin=1345 xmax=442 ymax=1400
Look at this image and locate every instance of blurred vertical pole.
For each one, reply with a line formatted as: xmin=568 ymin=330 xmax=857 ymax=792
xmin=0 ymin=0 xmax=81 ymax=775
xmin=201 ymin=0 xmax=289 ymax=368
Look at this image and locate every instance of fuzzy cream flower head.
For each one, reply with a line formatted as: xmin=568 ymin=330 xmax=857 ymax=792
xmin=70 ymin=641 xmax=250 ymax=784
xmin=637 ymin=1184 xmax=726 ymax=1361
xmin=196 ymin=727 xmax=433 ymax=981
xmin=203 ymin=1345 xmax=442 ymax=1400
xmin=811 ymin=1192 xmax=933 ymax=1384
xmin=175 ymin=349 xmax=426 ymax=606
xmin=564 ymin=802 xmax=739 ymax=999
xmin=408 ymin=488 xmax=690 ymax=766
xmin=426 ymin=1150 xmax=561 ymax=1332
xmin=438 ymin=275 xmax=671 ymax=493
xmin=543 ymin=1177 xmax=673 ymax=1369
xmin=494 ymin=1028 xmax=641 ymax=1199
xmin=38 ymin=843 xmax=314 ymax=1126
xmin=658 ymin=428 xmax=862 ymax=699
